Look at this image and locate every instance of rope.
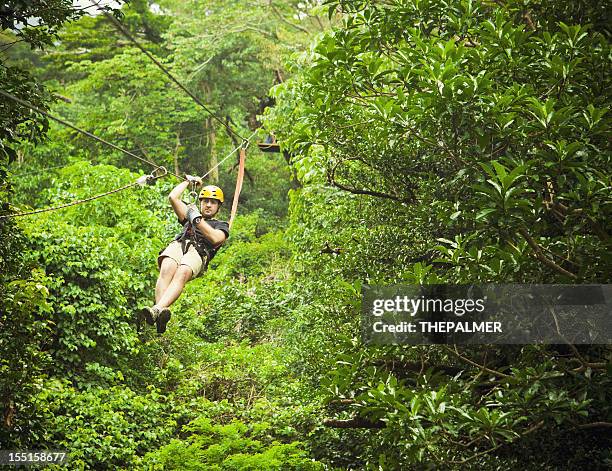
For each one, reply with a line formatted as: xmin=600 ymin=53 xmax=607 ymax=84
xmin=0 ymin=168 xmax=168 ymax=219
xmin=0 ymin=89 xmax=182 ymax=180
xmin=95 ymin=2 xmax=245 ymax=142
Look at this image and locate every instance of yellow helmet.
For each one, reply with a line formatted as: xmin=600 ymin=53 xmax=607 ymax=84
xmin=198 ymin=185 xmax=224 ymax=203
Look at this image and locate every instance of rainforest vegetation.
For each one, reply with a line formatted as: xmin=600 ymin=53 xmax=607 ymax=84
xmin=1 ymin=0 xmax=610 ymax=469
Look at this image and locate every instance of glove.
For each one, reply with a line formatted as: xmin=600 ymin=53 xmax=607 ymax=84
xmin=136 ymin=174 xmax=155 ymax=186
xmin=186 ymin=204 xmax=202 ymax=225
xmin=185 ymin=174 xmax=203 ymax=185
xmin=136 ymin=175 xmax=149 ymax=186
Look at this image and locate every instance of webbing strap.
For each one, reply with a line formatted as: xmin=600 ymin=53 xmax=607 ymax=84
xmin=228 ymin=147 xmax=246 ymax=229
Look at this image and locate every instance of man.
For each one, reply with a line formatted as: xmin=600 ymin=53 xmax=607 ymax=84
xmin=141 ymin=176 xmax=229 ymax=334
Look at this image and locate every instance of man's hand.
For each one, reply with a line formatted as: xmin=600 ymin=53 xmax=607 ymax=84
xmin=186 ymin=204 xmax=202 ymax=225
xmin=185 ymin=174 xmax=203 ymax=186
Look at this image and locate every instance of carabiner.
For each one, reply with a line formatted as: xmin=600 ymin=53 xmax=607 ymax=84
xmin=151 ymin=166 xmax=168 ymax=179
xmin=188 ymin=180 xmax=199 ymax=204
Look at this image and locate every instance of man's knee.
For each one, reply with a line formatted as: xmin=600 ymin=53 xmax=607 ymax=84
xmin=159 ymin=257 xmax=178 ymax=279
xmin=175 ymin=265 xmax=194 ymax=283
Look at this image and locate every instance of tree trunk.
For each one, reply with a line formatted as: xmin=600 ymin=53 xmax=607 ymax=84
xmin=173 ymin=132 xmax=181 ymax=176
xmin=207 ymin=117 xmax=218 ymax=183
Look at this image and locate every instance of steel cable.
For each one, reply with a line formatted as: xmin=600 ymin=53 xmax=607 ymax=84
xmin=0 ymin=168 xmax=168 ymax=219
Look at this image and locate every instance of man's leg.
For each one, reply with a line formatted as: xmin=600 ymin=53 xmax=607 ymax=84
xmin=156 ymin=265 xmax=193 ymax=309
xmin=156 ymin=256 xmax=178 ymax=304
xmin=143 ymin=244 xmax=181 ymax=327
xmin=141 ymin=256 xmax=177 ymax=326
xmin=151 ymin=244 xmax=202 ymax=334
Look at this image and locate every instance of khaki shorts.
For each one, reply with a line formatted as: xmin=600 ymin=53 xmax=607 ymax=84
xmin=158 ymin=240 xmax=206 ymax=278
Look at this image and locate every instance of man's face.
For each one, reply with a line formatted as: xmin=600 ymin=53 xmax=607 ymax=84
xmin=200 ymin=198 xmax=220 ymax=218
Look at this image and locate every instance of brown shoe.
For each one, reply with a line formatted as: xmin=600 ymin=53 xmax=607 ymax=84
xmin=156 ymin=307 xmax=171 ymax=334
xmin=141 ymin=306 xmax=160 ymax=326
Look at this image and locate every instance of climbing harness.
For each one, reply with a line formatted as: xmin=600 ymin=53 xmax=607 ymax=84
xmin=173 ymin=200 xmax=215 ymax=270
xmin=175 ymin=137 xmax=250 ymax=264
xmin=176 ymin=223 xmax=212 ymax=267
xmin=0 ymin=167 xmax=168 ymax=219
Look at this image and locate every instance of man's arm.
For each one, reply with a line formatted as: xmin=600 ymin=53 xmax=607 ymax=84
xmin=168 ymin=180 xmax=190 ymax=221
xmin=194 ymin=219 xmax=227 ymax=247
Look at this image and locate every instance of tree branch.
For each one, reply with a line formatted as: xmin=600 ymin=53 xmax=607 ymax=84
xmin=548 ymin=309 xmax=608 ymax=372
xmin=328 ymin=158 xmax=413 ymax=203
xmin=323 ymin=417 xmax=385 ymax=429
xmin=444 ymin=345 xmax=511 ymax=379
xmin=557 ymin=203 xmax=608 ymax=242
xmin=577 ymin=422 xmax=612 ymax=429
xmin=450 ymin=420 xmax=544 ymax=465
xmin=269 ymin=1 xmax=309 ymax=34
xmin=518 ymin=227 xmax=578 ymax=279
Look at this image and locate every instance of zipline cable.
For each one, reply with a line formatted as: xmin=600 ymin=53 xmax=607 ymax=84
xmin=94 ymin=2 xmax=246 ymax=142
xmin=2 ymin=87 xmax=260 ymax=183
xmin=0 ymin=89 xmax=182 ymax=180
xmin=3 ymin=122 xmax=259 ymax=218
xmin=200 ymin=128 xmax=257 ymax=180
xmin=10 ymin=131 xmax=213 ymax=178
xmin=0 ymin=167 xmax=168 ymax=219
xmin=119 ymin=131 xmax=209 ymax=144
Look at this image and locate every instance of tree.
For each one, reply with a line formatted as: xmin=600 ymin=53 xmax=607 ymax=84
xmin=265 ymin=0 xmax=611 ymax=467
xmin=0 ymin=0 xmax=119 ymax=446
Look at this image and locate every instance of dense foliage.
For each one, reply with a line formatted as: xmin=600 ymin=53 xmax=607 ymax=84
xmin=1 ymin=0 xmax=610 ymax=470
xmin=264 ymin=0 xmax=611 ymax=468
